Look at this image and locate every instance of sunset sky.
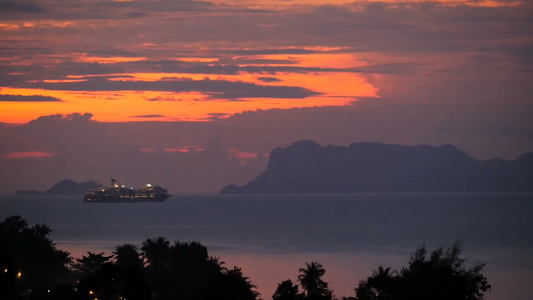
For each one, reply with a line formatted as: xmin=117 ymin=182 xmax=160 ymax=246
xmin=1 ymin=0 xmax=532 ymax=194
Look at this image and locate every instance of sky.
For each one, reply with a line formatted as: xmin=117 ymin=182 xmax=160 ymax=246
xmin=0 ymin=0 xmax=532 ymax=194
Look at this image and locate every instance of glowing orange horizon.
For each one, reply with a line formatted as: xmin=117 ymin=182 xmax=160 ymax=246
xmin=0 ymin=50 xmax=379 ymax=124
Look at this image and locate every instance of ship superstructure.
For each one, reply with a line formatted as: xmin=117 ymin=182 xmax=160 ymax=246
xmin=84 ymin=179 xmax=170 ymax=202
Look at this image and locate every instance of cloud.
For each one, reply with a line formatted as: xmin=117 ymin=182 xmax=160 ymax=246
xmin=0 ymin=94 xmax=63 ymax=102
xmin=27 ymin=113 xmax=94 ymax=125
xmin=147 ymin=96 xmax=181 ymax=102
xmin=257 ymin=77 xmax=283 ymax=83
xmin=130 ymin=114 xmax=166 ymax=119
xmin=0 ymin=112 xmax=268 ymax=194
xmin=0 ymin=0 xmax=532 ymax=196
xmin=22 ymin=78 xmax=321 ymax=99
xmin=0 ymin=0 xmax=265 ymax=23
xmin=1 ymin=91 xmax=532 ymax=195
xmin=205 ymin=113 xmax=231 ymax=120
xmin=349 ymin=63 xmax=422 ymax=74
xmin=219 ymin=48 xmax=318 ymax=55
xmin=0 ymin=2 xmax=44 ymax=13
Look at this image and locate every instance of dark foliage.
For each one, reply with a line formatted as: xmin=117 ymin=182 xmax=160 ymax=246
xmin=72 ymin=252 xmax=113 ymax=279
xmin=1 ymin=216 xmax=492 ymax=300
xmin=1 ymin=216 xmax=261 ymax=300
xmin=274 ymin=262 xmax=335 ymax=300
xmin=206 ymin=266 xmax=260 ymax=300
xmin=113 ymin=243 xmax=143 ymax=270
xmin=272 ymin=279 xmax=303 ymax=300
xmin=298 ymin=261 xmax=335 ymax=300
xmin=0 ymin=215 xmax=72 ymax=299
xmin=113 ymin=244 xmax=151 ymax=300
xmin=353 ymin=242 xmax=491 ymax=300
xmin=141 ymin=238 xmax=259 ymax=300
xmin=73 ymin=245 xmax=151 ymax=300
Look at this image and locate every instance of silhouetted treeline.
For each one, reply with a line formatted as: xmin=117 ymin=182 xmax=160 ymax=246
xmin=345 ymin=242 xmax=491 ymax=300
xmin=0 ymin=216 xmax=258 ymax=300
xmin=1 ymin=216 xmax=490 ymax=300
xmin=271 ymin=244 xmax=490 ymax=300
xmin=0 ymin=216 xmax=71 ymax=299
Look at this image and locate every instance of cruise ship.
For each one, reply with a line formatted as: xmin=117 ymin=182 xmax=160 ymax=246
xmin=83 ymin=179 xmax=170 ymax=202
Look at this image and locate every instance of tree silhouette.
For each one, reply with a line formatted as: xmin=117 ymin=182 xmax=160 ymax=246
xmin=354 ymin=242 xmax=491 ymax=300
xmin=67 ymin=245 xmax=151 ymax=300
xmin=273 ymin=279 xmax=303 ymax=300
xmin=0 ymin=215 xmax=71 ymax=299
xmin=140 ymin=238 xmax=259 ymax=300
xmin=76 ymin=262 xmax=121 ymax=300
xmin=141 ymin=237 xmax=172 ymax=300
xmin=113 ymin=243 xmax=143 ymax=270
xmin=207 ymin=256 xmax=227 ymax=274
xmin=298 ymin=261 xmax=334 ymax=300
xmin=208 ymin=266 xmax=260 ymax=300
xmin=113 ymin=244 xmax=151 ymax=300
xmin=168 ymin=241 xmax=211 ymax=299
xmin=72 ymin=252 xmax=113 ymax=279
xmin=142 ymin=236 xmax=171 ymax=270
xmin=1 ymin=217 xmax=261 ymax=300
xmin=354 ymin=266 xmax=395 ymax=300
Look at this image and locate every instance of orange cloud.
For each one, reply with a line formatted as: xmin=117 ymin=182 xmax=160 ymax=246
xmin=0 ymin=47 xmax=379 ymax=124
xmin=175 ymin=57 xmax=220 ymax=63
xmin=75 ymin=53 xmax=147 ymax=64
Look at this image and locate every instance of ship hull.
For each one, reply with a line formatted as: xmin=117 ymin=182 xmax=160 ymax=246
xmin=83 ymin=194 xmax=169 ymax=202
xmin=84 ymin=179 xmax=170 ymax=203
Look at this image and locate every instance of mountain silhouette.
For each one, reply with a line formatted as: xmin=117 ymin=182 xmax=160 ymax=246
xmin=220 ymin=140 xmax=533 ymax=194
xmin=16 ymin=179 xmax=100 ymax=196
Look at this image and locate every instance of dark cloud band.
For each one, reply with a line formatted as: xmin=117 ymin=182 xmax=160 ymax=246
xmin=22 ymin=78 xmax=321 ymax=99
xmin=130 ymin=114 xmax=166 ymax=119
xmin=0 ymin=94 xmax=63 ymax=102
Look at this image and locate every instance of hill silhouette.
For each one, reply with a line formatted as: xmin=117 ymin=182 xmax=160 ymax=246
xmin=220 ymin=140 xmax=533 ymax=194
xmin=16 ymin=179 xmax=100 ymax=196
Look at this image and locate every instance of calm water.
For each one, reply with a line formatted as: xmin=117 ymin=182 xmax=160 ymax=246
xmin=1 ymin=193 xmax=532 ymax=299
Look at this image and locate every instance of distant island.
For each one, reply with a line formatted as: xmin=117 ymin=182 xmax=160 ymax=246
xmin=220 ymin=140 xmax=533 ymax=194
xmin=16 ymin=179 xmax=100 ymax=196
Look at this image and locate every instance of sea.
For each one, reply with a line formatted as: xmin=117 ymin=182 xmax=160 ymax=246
xmin=1 ymin=193 xmax=532 ymax=300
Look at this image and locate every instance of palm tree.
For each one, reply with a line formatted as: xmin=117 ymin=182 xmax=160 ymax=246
xmin=367 ymin=266 xmax=395 ymax=300
xmin=298 ymin=261 xmax=332 ymax=300
xmin=0 ymin=216 xmax=72 ymax=298
xmin=141 ymin=237 xmax=170 ymax=269
xmin=207 ymin=256 xmax=227 ymax=273
xmin=141 ymin=237 xmax=171 ymax=300
xmin=113 ymin=244 xmax=143 ymax=270
xmin=172 ymin=241 xmax=208 ymax=266
xmin=113 ymin=244 xmax=151 ymax=300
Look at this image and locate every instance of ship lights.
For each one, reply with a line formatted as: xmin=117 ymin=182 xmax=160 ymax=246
xmin=84 ymin=179 xmax=168 ymax=202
